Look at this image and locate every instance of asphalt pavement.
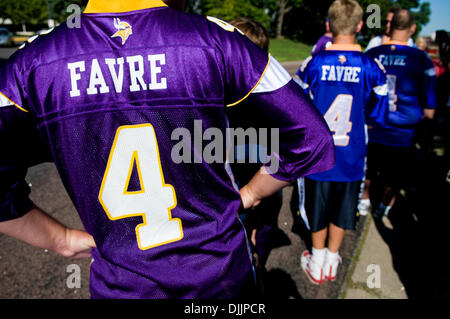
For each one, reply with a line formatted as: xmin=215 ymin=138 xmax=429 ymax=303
xmin=0 ymin=47 xmax=16 ymax=60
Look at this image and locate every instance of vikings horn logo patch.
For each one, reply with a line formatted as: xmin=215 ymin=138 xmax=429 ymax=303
xmin=111 ymin=18 xmax=132 ymax=45
xmin=338 ymin=55 xmax=347 ymax=64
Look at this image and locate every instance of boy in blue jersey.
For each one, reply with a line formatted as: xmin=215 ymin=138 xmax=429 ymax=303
xmin=295 ymin=0 xmax=389 ymax=284
xmin=363 ymin=9 xmax=437 ymax=223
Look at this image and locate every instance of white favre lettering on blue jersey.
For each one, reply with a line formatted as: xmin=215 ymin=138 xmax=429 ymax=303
xmin=320 ymin=65 xmax=362 ymax=83
xmin=377 ymin=54 xmax=407 ymax=66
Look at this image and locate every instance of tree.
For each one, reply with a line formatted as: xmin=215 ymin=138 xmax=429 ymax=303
xmin=47 ymin=0 xmax=87 ymax=24
xmin=358 ymin=0 xmax=393 ymax=46
xmin=274 ymin=0 xmax=303 ymax=38
xmin=282 ymin=0 xmax=333 ymax=43
xmin=186 ymin=0 xmax=204 ymax=14
xmin=282 ymin=0 xmax=431 ymax=46
xmin=394 ymin=0 xmax=431 ymax=36
xmin=202 ymin=0 xmax=271 ymax=29
xmin=0 ymin=0 xmax=48 ymax=32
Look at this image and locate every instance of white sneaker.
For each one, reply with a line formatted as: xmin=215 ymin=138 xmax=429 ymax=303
xmin=382 ymin=214 xmax=394 ymax=230
xmin=324 ymin=253 xmax=342 ymax=282
xmin=358 ymin=199 xmax=372 ymax=216
xmin=373 ymin=203 xmax=391 ymax=219
xmin=300 ymin=250 xmax=324 ymax=285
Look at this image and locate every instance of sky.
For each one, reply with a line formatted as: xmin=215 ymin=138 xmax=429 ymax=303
xmin=420 ymin=0 xmax=450 ymax=36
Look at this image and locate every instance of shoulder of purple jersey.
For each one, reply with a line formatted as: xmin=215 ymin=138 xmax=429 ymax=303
xmin=204 ymin=16 xmax=248 ymax=42
xmin=10 ymin=23 xmax=69 ymax=69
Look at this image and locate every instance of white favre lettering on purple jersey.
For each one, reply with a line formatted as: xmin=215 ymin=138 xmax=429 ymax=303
xmin=68 ymin=54 xmax=167 ymax=97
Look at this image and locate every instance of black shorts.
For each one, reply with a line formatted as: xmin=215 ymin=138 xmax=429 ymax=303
xmin=299 ymin=178 xmax=361 ymax=232
xmin=365 ymin=142 xmax=412 ymax=189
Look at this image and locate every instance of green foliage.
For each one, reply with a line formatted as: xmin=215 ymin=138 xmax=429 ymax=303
xmin=273 ymin=0 xmax=431 ymax=45
xmin=202 ymin=0 xmax=271 ymax=29
xmin=358 ymin=0 xmax=393 ymax=47
xmin=47 ymin=0 xmax=85 ymax=22
xmin=0 ymin=0 xmax=433 ymax=47
xmin=0 ymin=0 xmax=48 ymax=25
xmin=0 ymin=0 xmax=86 ymax=26
xmin=395 ymin=0 xmax=431 ymax=36
xmin=282 ymin=0 xmax=333 ymax=43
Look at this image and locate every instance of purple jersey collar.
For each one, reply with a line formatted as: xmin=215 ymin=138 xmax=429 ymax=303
xmin=84 ymin=0 xmax=167 ymax=13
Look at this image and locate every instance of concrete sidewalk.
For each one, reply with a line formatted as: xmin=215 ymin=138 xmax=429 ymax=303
xmin=339 ymin=214 xmax=408 ymax=299
xmin=280 ymin=60 xmax=303 ymax=74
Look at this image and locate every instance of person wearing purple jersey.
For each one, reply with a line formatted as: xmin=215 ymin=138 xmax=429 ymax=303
xmin=311 ymin=19 xmax=333 ymax=57
xmin=295 ymin=0 xmax=389 ymax=285
xmin=363 ymin=9 xmax=437 ymax=225
xmin=0 ymin=0 xmax=334 ymax=299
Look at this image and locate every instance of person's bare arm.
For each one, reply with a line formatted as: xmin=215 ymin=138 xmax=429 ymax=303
xmin=0 ymin=206 xmax=95 ymax=259
xmin=424 ymin=109 xmax=435 ymax=120
xmin=240 ymin=166 xmax=291 ymax=210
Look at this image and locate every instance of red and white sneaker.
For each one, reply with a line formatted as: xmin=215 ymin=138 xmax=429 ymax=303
xmin=300 ymin=250 xmax=324 ymax=285
xmin=324 ymin=254 xmax=342 ymax=282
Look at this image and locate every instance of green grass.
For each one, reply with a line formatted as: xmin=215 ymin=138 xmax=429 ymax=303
xmin=269 ymin=38 xmax=313 ymax=62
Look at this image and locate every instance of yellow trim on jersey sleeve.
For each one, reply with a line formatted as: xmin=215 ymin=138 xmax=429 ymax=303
xmin=226 ymin=53 xmax=271 ymax=108
xmin=84 ymin=0 xmax=167 ymax=13
xmin=0 ymin=91 xmax=28 ymax=113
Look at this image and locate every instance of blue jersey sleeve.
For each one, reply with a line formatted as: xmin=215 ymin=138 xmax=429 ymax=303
xmin=420 ymin=53 xmax=438 ymax=109
xmin=366 ymin=58 xmax=389 ymax=127
xmin=294 ymin=56 xmax=315 ymax=99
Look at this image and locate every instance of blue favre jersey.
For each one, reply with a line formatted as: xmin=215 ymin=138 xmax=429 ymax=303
xmin=295 ymin=44 xmax=389 ymax=182
xmin=366 ymin=42 xmax=438 ymax=147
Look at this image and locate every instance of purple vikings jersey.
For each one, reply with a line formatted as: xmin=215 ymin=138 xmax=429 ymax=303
xmin=366 ymin=42 xmax=438 ymax=147
xmin=296 ymin=44 xmax=389 ymax=182
xmin=0 ymin=1 xmax=334 ymax=298
xmin=311 ymin=35 xmax=333 ymax=57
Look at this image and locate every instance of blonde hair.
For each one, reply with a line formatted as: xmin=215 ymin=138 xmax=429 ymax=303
xmin=328 ymin=0 xmax=363 ymax=37
xmin=416 ymin=36 xmax=428 ymax=51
